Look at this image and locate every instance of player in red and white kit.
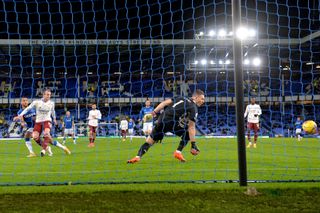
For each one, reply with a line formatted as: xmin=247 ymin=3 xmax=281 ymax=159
xmin=244 ymin=97 xmax=262 ymax=148
xmin=120 ymin=117 xmax=128 ymax=142
xmin=17 ymin=89 xmax=71 ymax=156
xmin=87 ymin=103 xmax=102 ymax=147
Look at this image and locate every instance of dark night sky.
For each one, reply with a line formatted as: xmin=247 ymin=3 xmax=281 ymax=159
xmin=0 ymin=0 xmax=319 ymax=81
xmin=0 ymin=0 xmax=319 ymax=39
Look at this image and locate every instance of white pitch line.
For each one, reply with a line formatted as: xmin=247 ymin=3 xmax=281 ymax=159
xmin=1 ymin=168 xmax=320 ymax=176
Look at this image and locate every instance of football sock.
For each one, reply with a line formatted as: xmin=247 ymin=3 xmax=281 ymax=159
xmin=254 ymin=133 xmax=258 ymax=143
xmin=137 ymin=142 xmax=152 ymax=157
xmin=25 ymin=138 xmax=33 ymax=153
xmin=177 ymin=140 xmax=188 ymax=151
xmin=34 ymin=138 xmax=42 ymax=146
xmin=52 ymin=140 xmax=65 ymax=149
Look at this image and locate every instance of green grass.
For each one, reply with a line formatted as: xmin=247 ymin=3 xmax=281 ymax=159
xmin=0 ymin=183 xmax=319 ymax=212
xmin=0 ymin=138 xmax=319 ymax=212
xmin=0 ymin=137 xmax=319 ymax=185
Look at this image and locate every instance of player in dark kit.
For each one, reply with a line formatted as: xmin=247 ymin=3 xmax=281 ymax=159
xmin=127 ymin=89 xmax=205 ymax=163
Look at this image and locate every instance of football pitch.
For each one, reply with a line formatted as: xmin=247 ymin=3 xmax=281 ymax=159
xmin=0 ymin=137 xmax=319 ymax=185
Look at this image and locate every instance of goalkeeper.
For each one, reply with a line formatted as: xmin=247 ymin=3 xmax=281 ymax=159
xmin=127 ymin=89 xmax=205 ymax=163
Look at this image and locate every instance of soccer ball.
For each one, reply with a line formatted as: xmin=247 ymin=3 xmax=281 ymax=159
xmin=302 ymin=120 xmax=317 ymax=134
xmin=143 ymin=114 xmax=153 ymax=122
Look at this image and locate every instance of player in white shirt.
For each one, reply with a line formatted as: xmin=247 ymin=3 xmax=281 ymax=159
xmin=119 ymin=117 xmax=128 ymax=142
xmin=15 ymin=89 xmax=71 ymax=156
xmin=87 ymin=103 xmax=102 ymax=147
xmin=244 ymin=97 xmax=262 ymax=148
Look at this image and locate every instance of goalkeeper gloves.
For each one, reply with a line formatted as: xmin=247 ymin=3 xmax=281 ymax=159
xmin=190 ymin=142 xmax=200 ymax=156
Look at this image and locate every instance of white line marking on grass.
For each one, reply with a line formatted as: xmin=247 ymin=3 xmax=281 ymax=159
xmin=1 ymin=168 xmax=320 ymax=176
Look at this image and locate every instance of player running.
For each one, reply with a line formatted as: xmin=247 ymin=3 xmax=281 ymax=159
xmin=62 ymin=111 xmax=76 ymax=144
xmin=244 ymin=97 xmax=262 ymax=148
xmin=139 ymin=99 xmax=154 ymax=138
xmin=87 ymin=103 xmax=102 ymax=147
xmin=127 ymin=89 xmax=205 ymax=163
xmin=295 ymin=116 xmax=303 ymax=141
xmin=119 ymin=117 xmax=128 ymax=142
xmin=15 ymin=89 xmax=71 ymax=156
xmin=13 ymin=97 xmax=48 ymax=157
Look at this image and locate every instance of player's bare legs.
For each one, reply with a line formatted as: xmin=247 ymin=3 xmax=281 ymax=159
xmin=32 ymin=131 xmax=42 ymax=148
xmin=42 ymin=127 xmax=71 ymax=156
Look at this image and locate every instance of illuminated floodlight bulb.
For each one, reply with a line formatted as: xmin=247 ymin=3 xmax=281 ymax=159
xmin=218 ymin=29 xmax=226 ymax=37
xmin=209 ymin=30 xmax=215 ymax=37
xmin=236 ymin=27 xmax=248 ymax=40
xmin=201 ymin=59 xmax=207 ymax=65
xmin=252 ymin=57 xmax=261 ymax=66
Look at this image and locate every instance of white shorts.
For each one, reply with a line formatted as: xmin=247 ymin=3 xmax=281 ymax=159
xmin=64 ymin=128 xmax=74 ymax=135
xmin=26 ymin=127 xmax=33 ymax=133
xmin=128 ymin=129 xmax=134 ymax=135
xmin=296 ymin=128 xmax=302 ymax=134
xmin=143 ymin=122 xmax=153 ymax=133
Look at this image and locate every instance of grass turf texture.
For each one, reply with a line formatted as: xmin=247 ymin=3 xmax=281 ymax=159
xmin=0 ymin=183 xmax=319 ymax=212
xmin=0 ymin=138 xmax=319 ymax=212
xmin=0 ymin=137 xmax=319 ymax=184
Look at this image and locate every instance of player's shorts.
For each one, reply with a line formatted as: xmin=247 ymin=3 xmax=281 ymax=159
xmin=64 ymin=128 xmax=74 ymax=135
xmin=33 ymin=121 xmax=52 ymax=134
xmin=143 ymin=122 xmax=153 ymax=133
xmin=25 ymin=127 xmax=33 ymax=133
xmin=150 ymin=115 xmax=189 ymax=142
xmin=296 ymin=128 xmax=302 ymax=134
xmin=247 ymin=122 xmax=260 ymax=131
xmin=128 ymin=129 xmax=134 ymax=135
xmin=89 ymin=125 xmax=97 ymax=133
xmin=121 ymin=129 xmax=127 ymax=136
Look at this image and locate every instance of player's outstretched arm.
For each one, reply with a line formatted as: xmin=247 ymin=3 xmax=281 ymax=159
xmin=188 ymin=120 xmax=200 ymax=155
xmin=18 ymin=101 xmax=36 ymax=119
xmin=188 ymin=120 xmax=196 ymax=143
xmin=153 ymin=99 xmax=173 ymax=114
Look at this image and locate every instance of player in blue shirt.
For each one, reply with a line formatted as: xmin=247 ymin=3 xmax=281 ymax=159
xmin=295 ymin=116 xmax=303 ymax=141
xmin=14 ymin=97 xmax=52 ymax=157
xmin=139 ymin=99 xmax=154 ymax=137
xmin=128 ymin=118 xmax=135 ymax=142
xmin=62 ymin=111 xmax=76 ymax=144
